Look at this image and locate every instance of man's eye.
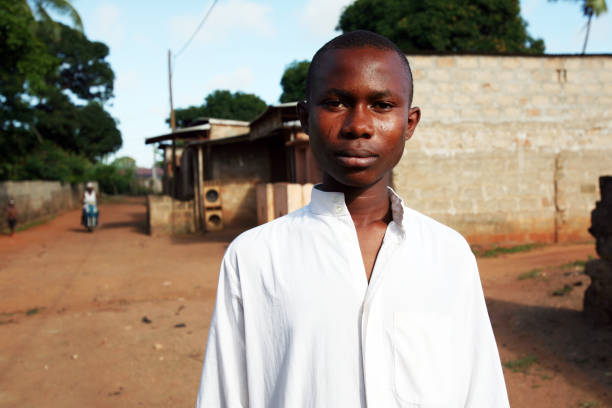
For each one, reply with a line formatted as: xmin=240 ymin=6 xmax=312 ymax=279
xmin=372 ymin=101 xmax=394 ymax=110
xmin=323 ymin=100 xmax=345 ymax=108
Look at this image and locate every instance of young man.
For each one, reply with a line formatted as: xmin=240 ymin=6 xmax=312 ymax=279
xmin=197 ymin=30 xmax=509 ymax=407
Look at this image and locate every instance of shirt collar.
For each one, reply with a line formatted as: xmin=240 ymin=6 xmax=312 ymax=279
xmin=309 ymin=185 xmax=406 ymax=237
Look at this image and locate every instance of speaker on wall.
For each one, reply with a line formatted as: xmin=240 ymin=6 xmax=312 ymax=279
xmin=205 ymin=208 xmax=223 ymax=232
xmin=203 ymin=185 xmax=221 ymax=208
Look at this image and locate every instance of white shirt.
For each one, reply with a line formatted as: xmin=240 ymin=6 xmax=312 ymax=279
xmin=83 ymin=190 xmax=96 ymax=207
xmin=197 ymin=187 xmax=509 ymax=408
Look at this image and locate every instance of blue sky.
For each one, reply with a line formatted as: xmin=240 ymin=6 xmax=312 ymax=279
xmin=71 ymin=0 xmax=611 ymax=167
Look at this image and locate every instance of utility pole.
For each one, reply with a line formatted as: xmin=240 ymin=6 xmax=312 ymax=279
xmin=168 ymin=49 xmax=178 ymax=197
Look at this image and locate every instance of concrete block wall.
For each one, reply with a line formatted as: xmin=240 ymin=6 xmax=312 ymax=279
xmin=219 ymin=180 xmax=259 ymax=228
xmin=394 ymin=55 xmax=612 ymax=244
xmin=556 ymin=150 xmax=612 ymax=242
xmin=0 ymin=181 xmax=92 ymax=231
xmin=147 ymin=195 xmax=195 ymax=236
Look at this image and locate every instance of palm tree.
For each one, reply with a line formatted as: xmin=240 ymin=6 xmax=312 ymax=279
xmin=580 ymin=0 xmax=607 ymax=54
xmin=22 ymin=0 xmax=83 ymax=32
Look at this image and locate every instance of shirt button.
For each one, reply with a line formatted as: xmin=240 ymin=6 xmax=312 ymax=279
xmin=335 ymin=205 xmax=343 ymax=215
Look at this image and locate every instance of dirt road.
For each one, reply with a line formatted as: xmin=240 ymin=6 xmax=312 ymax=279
xmin=0 ymin=198 xmax=610 ymax=407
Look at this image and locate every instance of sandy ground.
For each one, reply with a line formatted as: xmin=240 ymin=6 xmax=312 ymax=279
xmin=0 ymin=198 xmax=610 ymax=408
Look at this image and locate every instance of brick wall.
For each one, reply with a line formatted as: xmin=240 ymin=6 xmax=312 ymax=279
xmin=394 ymin=55 xmax=612 ymax=244
xmin=0 ymin=181 xmax=94 ymax=232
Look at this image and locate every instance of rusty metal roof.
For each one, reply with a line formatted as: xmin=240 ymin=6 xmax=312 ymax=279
xmin=249 ymin=102 xmax=300 ymax=141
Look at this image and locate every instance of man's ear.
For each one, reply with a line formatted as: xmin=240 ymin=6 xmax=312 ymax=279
xmin=405 ymin=106 xmax=421 ymax=142
xmin=297 ymin=100 xmax=309 ymax=135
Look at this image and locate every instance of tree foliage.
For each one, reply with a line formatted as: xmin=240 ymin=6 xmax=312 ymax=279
xmin=279 ymin=60 xmax=310 ymax=103
xmin=0 ymin=0 xmax=121 ymax=182
xmin=21 ymin=0 xmax=83 ymax=32
xmin=337 ymin=0 xmax=545 ymax=54
xmin=169 ymin=90 xmax=267 ymax=128
xmin=39 ymin=22 xmax=114 ymax=101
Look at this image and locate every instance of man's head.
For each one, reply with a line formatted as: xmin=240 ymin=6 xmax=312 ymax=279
xmin=305 ymin=30 xmax=414 ymax=105
xmin=86 ymin=182 xmax=94 ymax=191
xmin=298 ymin=30 xmax=420 ymax=189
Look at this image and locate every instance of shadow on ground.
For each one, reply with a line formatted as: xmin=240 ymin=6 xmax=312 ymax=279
xmin=487 ymin=298 xmax=612 ymax=403
xmin=100 ymin=211 xmax=148 ymax=235
xmin=169 ymin=228 xmax=248 ymax=245
xmin=69 ymin=228 xmax=92 ymax=234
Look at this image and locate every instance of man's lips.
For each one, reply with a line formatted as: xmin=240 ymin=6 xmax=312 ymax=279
xmin=334 ymin=149 xmax=378 ymax=167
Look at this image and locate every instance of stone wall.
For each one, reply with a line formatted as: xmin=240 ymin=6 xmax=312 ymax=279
xmin=0 ymin=181 xmax=93 ymax=232
xmin=394 ymin=55 xmax=612 ymax=244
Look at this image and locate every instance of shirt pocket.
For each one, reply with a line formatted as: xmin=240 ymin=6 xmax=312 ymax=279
xmin=392 ymin=312 xmax=453 ymax=407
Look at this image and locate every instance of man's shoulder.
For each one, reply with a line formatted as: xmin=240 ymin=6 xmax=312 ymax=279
xmin=226 ymin=206 xmax=311 ymax=255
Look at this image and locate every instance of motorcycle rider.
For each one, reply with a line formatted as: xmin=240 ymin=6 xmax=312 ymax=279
xmin=81 ymin=182 xmax=98 ymax=228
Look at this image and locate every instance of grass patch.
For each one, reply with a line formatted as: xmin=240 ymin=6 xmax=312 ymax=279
xmin=579 ymin=402 xmax=598 ymax=408
xmin=518 ymin=268 xmax=542 ymax=280
xmin=552 ymin=285 xmax=573 ymax=296
xmin=559 ymin=259 xmax=588 ymax=270
xmin=473 ymin=243 xmax=544 ymax=258
xmin=503 ymin=355 xmax=538 ymax=373
xmin=26 ymin=307 xmax=41 ymax=316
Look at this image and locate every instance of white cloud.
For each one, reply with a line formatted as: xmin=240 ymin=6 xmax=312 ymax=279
xmin=88 ymin=2 xmax=123 ymax=47
xmin=300 ymin=0 xmax=354 ymax=37
xmin=204 ymin=67 xmax=255 ymax=92
xmin=169 ymin=0 xmax=273 ymax=48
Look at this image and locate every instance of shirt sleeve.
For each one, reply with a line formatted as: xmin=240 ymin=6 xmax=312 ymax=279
xmin=196 ymin=252 xmax=248 ymax=408
xmin=464 ymin=255 xmax=510 ymax=408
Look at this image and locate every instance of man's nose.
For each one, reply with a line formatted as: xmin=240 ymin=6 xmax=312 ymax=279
xmin=341 ymin=104 xmax=373 ymax=139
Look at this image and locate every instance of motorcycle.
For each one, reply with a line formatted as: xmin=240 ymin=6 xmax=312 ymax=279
xmin=84 ymin=204 xmax=99 ymax=232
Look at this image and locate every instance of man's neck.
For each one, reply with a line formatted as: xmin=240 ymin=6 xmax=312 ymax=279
xmin=319 ymin=174 xmax=392 ymax=228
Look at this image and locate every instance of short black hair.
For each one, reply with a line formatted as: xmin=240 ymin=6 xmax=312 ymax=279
xmin=305 ymin=30 xmax=413 ymax=105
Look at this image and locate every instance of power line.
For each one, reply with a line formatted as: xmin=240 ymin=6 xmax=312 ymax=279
xmin=174 ymin=0 xmax=219 ymax=59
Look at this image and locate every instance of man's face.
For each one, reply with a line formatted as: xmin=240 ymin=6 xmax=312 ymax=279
xmin=299 ymin=47 xmax=420 ymax=188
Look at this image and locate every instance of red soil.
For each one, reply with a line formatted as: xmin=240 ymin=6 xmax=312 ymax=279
xmin=0 ymin=198 xmax=609 ymax=407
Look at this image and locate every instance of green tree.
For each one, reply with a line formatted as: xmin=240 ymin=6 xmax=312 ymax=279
xmin=169 ymin=90 xmax=267 ymax=127
xmin=279 ymin=60 xmax=310 ymax=103
xmin=0 ymin=1 xmax=121 ymax=181
xmin=550 ymin=0 xmax=608 ymax=53
xmin=39 ymin=22 xmax=114 ymax=102
xmin=32 ymin=23 xmax=120 ymax=161
xmin=337 ymin=0 xmax=545 ymax=54
xmin=12 ymin=140 xmax=92 ymax=183
xmin=0 ymin=0 xmax=56 ymax=179
xmin=21 ymin=0 xmax=83 ymax=32
xmin=112 ymin=156 xmax=136 ymax=171
xmin=580 ymin=0 xmax=607 ymax=53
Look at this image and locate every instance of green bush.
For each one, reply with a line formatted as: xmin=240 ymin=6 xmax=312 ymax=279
xmin=7 ymin=141 xmax=138 ymax=195
xmin=13 ymin=141 xmax=91 ymax=183
xmin=88 ymin=162 xmax=135 ymax=195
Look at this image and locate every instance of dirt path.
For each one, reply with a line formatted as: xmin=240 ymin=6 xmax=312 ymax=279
xmin=0 ymin=199 xmax=610 ymax=407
